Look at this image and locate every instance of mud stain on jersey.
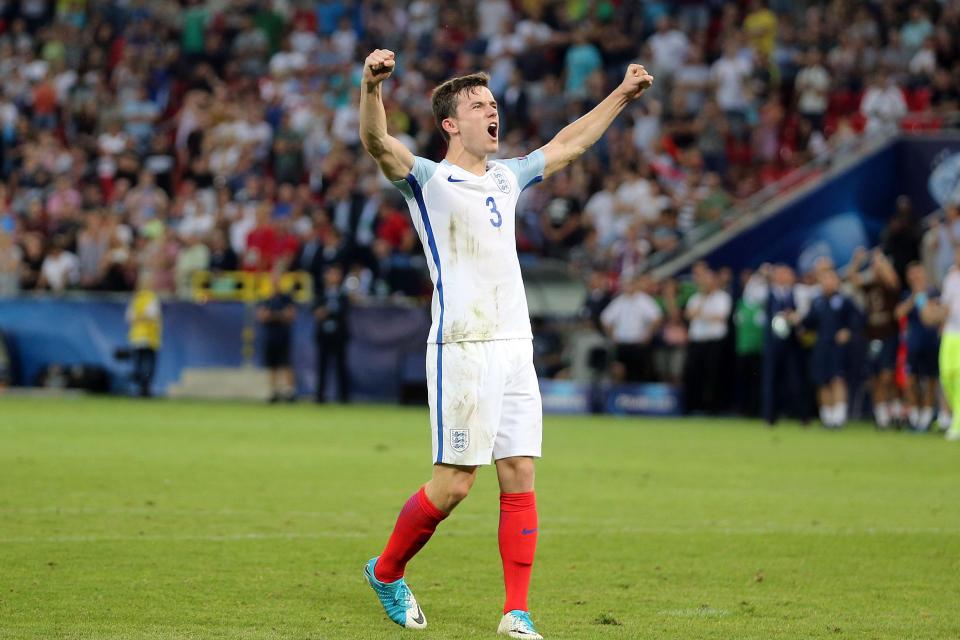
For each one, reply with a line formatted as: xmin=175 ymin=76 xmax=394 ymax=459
xmin=448 ymin=216 xmax=459 ymax=263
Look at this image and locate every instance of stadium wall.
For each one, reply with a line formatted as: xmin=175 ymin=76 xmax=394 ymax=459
xmin=0 ymin=299 xmax=431 ymax=400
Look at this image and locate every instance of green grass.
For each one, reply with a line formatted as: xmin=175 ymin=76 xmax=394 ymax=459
xmin=1 ymin=397 xmax=959 ymax=639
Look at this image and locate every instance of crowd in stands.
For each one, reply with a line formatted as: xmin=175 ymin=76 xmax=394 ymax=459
xmin=0 ymin=0 xmax=959 ymax=302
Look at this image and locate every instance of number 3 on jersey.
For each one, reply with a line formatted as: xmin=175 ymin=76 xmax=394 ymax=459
xmin=486 ymin=197 xmax=503 ymax=228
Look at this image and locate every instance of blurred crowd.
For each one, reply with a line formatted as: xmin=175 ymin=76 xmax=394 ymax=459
xmin=551 ymin=198 xmax=960 ymax=430
xmin=0 ymin=0 xmax=959 ymax=300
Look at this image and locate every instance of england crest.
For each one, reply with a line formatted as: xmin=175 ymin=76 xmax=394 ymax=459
xmin=450 ymin=429 xmax=469 ymax=453
xmin=493 ymin=170 xmax=511 ymax=194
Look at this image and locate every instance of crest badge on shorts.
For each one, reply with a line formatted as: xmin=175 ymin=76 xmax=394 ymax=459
xmin=450 ymin=429 xmax=469 ymax=453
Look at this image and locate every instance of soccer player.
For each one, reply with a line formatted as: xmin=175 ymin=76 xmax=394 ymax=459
xmin=895 ymin=262 xmax=940 ymax=431
xmin=923 ymin=248 xmax=960 ymax=441
xmin=357 ymin=48 xmax=653 ymax=637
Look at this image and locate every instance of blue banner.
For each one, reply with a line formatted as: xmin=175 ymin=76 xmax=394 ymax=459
xmin=539 ymin=380 xmax=592 ymax=415
xmin=605 ymin=384 xmax=682 ymax=416
xmin=0 ymin=298 xmax=430 ymax=400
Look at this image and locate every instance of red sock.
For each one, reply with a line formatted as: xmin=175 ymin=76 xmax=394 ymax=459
xmin=374 ymin=487 xmax=447 ymax=583
xmin=499 ymin=491 xmax=537 ymax=613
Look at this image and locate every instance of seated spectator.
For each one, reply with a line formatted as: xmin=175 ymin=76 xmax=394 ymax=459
xmin=38 ymin=235 xmax=79 ymax=292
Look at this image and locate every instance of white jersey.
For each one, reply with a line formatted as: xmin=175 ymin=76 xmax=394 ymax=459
xmin=393 ymin=150 xmax=545 ymax=344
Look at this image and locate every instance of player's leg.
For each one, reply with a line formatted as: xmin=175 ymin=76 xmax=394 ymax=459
xmin=939 ymin=334 xmax=960 ymax=439
xmin=365 ymin=341 xmax=500 ymax=628
xmin=364 ymin=464 xmax=476 ymax=630
xmin=376 ymin=464 xmax=476 ymax=582
xmin=495 ymin=456 xmax=537 ymax=607
xmin=493 ymin=340 xmax=543 ymax=639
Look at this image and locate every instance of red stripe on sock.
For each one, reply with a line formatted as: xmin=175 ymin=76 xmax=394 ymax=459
xmin=499 ymin=491 xmax=537 ymax=613
xmin=374 ymin=487 xmax=447 ymax=583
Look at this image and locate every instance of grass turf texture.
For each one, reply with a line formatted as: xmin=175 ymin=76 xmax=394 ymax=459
xmin=1 ymin=397 xmax=959 ymax=640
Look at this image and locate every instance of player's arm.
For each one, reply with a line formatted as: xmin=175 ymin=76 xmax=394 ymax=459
xmin=538 ymin=63 xmax=653 ymax=178
xmin=358 ymin=49 xmax=414 ymax=182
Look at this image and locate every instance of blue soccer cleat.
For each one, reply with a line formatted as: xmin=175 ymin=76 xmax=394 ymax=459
xmin=363 ymin=557 xmax=427 ymax=629
xmin=497 ymin=610 xmax=543 ymax=638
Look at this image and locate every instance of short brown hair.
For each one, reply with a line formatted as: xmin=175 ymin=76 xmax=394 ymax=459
xmin=430 ymin=72 xmax=490 ymax=142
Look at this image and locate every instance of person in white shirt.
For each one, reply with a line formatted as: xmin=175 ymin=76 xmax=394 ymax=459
xmin=647 ymin=16 xmax=690 ymax=80
xmin=684 ymin=264 xmax=732 ymax=413
xmin=38 ymin=237 xmax=79 ymax=292
xmin=600 ymin=275 xmax=663 ymax=382
xmin=860 ymin=75 xmax=907 ymax=138
xmin=710 ymin=41 xmax=752 ymax=120
xmin=795 ymin=48 xmax=830 ymax=130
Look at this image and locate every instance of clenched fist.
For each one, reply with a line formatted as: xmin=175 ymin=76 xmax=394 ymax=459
xmin=363 ymin=49 xmax=396 ymax=87
xmin=618 ymin=63 xmax=654 ymax=101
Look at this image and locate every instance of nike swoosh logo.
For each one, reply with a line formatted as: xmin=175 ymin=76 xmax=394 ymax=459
xmin=447 ymin=176 xmax=467 ymax=182
xmin=521 ymin=528 xmax=538 ymax=535
xmin=410 ymin=606 xmax=425 ymax=625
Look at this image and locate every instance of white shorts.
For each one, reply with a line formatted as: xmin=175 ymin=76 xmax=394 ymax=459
xmin=426 ymin=339 xmax=543 ymax=466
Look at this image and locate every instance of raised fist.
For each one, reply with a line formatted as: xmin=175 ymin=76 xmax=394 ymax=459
xmin=363 ymin=49 xmax=396 ymax=86
xmin=619 ymin=63 xmax=654 ymax=101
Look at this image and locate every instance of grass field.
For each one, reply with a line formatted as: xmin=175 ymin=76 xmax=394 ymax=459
xmin=2 ymin=396 xmax=959 ymax=639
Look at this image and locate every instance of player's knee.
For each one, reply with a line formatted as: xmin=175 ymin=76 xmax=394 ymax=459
xmin=497 ymin=457 xmax=535 ymax=493
xmin=445 ymin=477 xmax=474 ymax=506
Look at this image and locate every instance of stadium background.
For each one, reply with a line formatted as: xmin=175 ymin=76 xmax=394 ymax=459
xmin=2 ymin=1 xmax=960 ymax=638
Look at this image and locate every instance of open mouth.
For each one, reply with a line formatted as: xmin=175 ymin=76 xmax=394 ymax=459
xmin=487 ymin=122 xmax=498 ymax=140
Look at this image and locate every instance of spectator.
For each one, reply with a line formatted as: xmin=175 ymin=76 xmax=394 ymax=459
xmin=683 ymin=265 xmax=732 ymax=414
xmin=600 ymin=275 xmax=663 ymax=383
xmin=744 ymin=0 xmax=777 ymax=60
xmin=710 ymin=40 xmax=752 ymax=132
xmin=564 ymin=28 xmax=602 ymax=98
xmin=208 ymin=230 xmax=238 ymax=273
xmin=795 ymin=48 xmax=830 ymax=131
xmin=174 ymin=233 xmax=211 ymax=298
xmin=38 ymin=235 xmax=79 ymax=292
xmin=860 ymin=75 xmax=907 ymax=138
xmin=647 ymin=16 xmax=689 ymax=83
